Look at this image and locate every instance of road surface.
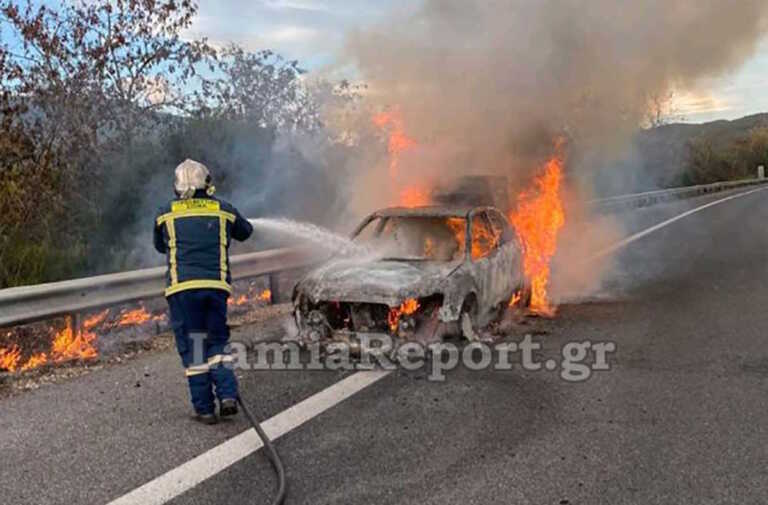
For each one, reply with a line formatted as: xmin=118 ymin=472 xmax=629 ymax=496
xmin=3 ymin=187 xmax=768 ymax=504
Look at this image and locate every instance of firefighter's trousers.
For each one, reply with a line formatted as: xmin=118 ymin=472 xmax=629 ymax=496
xmin=167 ymin=289 xmax=238 ymax=415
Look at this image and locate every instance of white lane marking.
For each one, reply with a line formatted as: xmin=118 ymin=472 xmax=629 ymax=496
xmin=106 ymin=370 xmax=391 ymax=505
xmin=589 ymin=186 xmax=768 ymax=260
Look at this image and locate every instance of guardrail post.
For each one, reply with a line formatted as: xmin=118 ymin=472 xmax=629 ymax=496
xmin=73 ymin=312 xmax=82 ymax=336
xmin=758 ymin=165 xmax=765 ymax=180
xmin=268 ymin=274 xmax=279 ymax=304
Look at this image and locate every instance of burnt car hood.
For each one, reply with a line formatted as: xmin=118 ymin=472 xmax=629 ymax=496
xmin=296 ymin=258 xmax=461 ymax=306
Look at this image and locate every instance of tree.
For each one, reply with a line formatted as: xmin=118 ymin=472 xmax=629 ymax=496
xmin=0 ymin=0 xmax=214 ymax=148
xmin=0 ymin=0 xmax=215 ymax=286
xmin=748 ymin=127 xmax=768 ymax=169
xmin=195 ymin=45 xmax=320 ymax=131
xmin=0 ymin=0 xmax=354 ymax=286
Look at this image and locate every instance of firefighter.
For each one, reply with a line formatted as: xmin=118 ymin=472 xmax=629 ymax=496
xmin=154 ymin=159 xmax=254 ymax=424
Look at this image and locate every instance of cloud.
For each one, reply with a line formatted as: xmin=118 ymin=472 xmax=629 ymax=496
xmin=672 ymin=90 xmax=732 ymax=116
xmin=188 ymin=0 xmax=413 ymax=64
xmin=265 ymin=26 xmax=322 ymax=43
xmin=262 ymin=0 xmax=333 ymax=13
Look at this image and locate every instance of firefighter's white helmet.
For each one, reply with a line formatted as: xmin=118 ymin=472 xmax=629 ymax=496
xmin=174 ymin=159 xmax=214 ymax=199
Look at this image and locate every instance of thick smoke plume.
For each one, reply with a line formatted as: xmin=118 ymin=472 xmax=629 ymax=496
xmin=339 ymin=0 xmax=768 ymax=303
xmin=342 ymin=0 xmax=768 ymax=204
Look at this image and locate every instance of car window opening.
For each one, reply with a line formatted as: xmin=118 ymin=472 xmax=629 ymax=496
xmin=355 ymin=216 xmax=467 ymax=261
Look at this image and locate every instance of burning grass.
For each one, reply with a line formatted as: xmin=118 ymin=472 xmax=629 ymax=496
xmin=0 ymin=304 xmax=166 ymax=373
xmin=0 ymin=281 xmax=276 ymax=375
xmin=228 ymin=287 xmax=272 ymax=307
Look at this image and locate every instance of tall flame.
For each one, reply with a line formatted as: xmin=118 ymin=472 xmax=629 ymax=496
xmin=510 ymin=151 xmax=566 ymax=315
xmin=372 ymin=108 xmax=416 ymax=178
xmin=372 ymin=108 xmax=429 ymax=208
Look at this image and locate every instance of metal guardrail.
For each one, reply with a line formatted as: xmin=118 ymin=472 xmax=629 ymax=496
xmin=2 ymin=177 xmax=766 ymax=329
xmin=0 ymin=246 xmax=315 ymax=328
xmin=589 ymin=178 xmax=768 ymax=212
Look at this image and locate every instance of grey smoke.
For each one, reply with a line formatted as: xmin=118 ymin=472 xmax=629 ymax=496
xmin=339 ymin=0 xmax=768 ymax=303
xmin=342 ymin=0 xmax=768 ymax=196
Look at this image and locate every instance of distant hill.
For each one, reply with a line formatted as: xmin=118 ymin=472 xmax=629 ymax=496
xmin=603 ymin=113 xmax=768 ymax=194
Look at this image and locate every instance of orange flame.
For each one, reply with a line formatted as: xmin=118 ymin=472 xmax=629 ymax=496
xmin=508 ymin=291 xmax=522 ymax=308
xmin=1 ymin=312 xmax=104 ymax=372
xmin=85 ymin=309 xmax=110 ymax=329
xmin=228 ymin=295 xmax=246 ymax=306
xmin=21 ymin=353 xmax=48 ymax=371
xmin=116 ymin=306 xmax=164 ymax=326
xmin=510 ymin=151 xmax=566 ymax=315
xmin=0 ymin=345 xmax=22 ymax=372
xmin=399 ymin=186 xmax=430 ymax=208
xmin=228 ymin=289 xmax=272 ymax=307
xmin=446 ymin=218 xmax=468 ymax=257
xmin=2 ymin=305 xmax=168 ymax=374
xmin=388 ymin=298 xmax=420 ymax=332
xmin=117 ymin=307 xmax=152 ymax=326
xmin=372 ymin=109 xmax=416 ymax=178
xmin=51 ymin=316 xmax=98 ymax=362
xmin=372 ymin=108 xmax=430 ymax=208
xmin=470 ymin=217 xmax=502 ymax=260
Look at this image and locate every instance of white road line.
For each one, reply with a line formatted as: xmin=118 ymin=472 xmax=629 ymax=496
xmin=106 ymin=370 xmax=391 ymax=505
xmin=589 ymin=185 xmax=768 ymax=260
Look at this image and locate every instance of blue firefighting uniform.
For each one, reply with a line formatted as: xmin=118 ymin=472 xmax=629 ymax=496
xmin=154 ymin=190 xmax=253 ymax=415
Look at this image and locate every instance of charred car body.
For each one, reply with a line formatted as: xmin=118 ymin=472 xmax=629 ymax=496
xmin=292 ymin=205 xmax=530 ymax=346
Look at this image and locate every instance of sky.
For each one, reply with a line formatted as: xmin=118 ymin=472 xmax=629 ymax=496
xmin=188 ymin=0 xmax=768 ymax=124
xmin=189 ymin=0 xmax=415 ymax=68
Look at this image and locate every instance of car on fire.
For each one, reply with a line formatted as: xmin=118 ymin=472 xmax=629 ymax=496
xmin=292 ymin=205 xmax=531 ymax=345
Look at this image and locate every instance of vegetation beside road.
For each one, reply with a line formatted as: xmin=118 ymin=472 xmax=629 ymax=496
xmin=0 ymin=0 xmax=363 ymax=288
xmin=636 ymin=114 xmax=768 ymax=188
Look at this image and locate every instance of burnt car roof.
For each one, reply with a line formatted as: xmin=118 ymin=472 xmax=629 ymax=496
xmin=372 ymin=205 xmax=476 ymax=218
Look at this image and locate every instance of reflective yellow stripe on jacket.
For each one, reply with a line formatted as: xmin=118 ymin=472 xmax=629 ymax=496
xmin=156 ymin=199 xmax=236 ymax=297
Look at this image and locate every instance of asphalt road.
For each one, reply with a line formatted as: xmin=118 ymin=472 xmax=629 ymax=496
xmin=3 ymin=187 xmax=768 ymax=504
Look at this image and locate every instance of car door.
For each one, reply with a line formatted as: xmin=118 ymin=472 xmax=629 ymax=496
xmin=469 ymin=210 xmax=516 ymax=316
xmin=486 ymin=208 xmax=525 ymax=290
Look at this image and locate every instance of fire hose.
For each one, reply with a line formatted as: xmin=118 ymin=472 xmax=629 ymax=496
xmin=236 ymin=395 xmax=287 ymax=505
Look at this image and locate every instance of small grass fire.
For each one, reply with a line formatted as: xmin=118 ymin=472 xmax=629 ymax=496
xmin=0 ymin=304 xmax=164 ymax=374
xmin=229 ymin=288 xmax=272 ymax=307
xmin=0 ymin=285 xmax=274 ymax=375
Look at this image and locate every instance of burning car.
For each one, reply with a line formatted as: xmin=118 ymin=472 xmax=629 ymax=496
xmin=292 ymin=205 xmax=530 ymax=345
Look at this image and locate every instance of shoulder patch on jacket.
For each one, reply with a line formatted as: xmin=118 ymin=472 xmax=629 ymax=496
xmin=171 ymin=199 xmax=221 ymax=212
